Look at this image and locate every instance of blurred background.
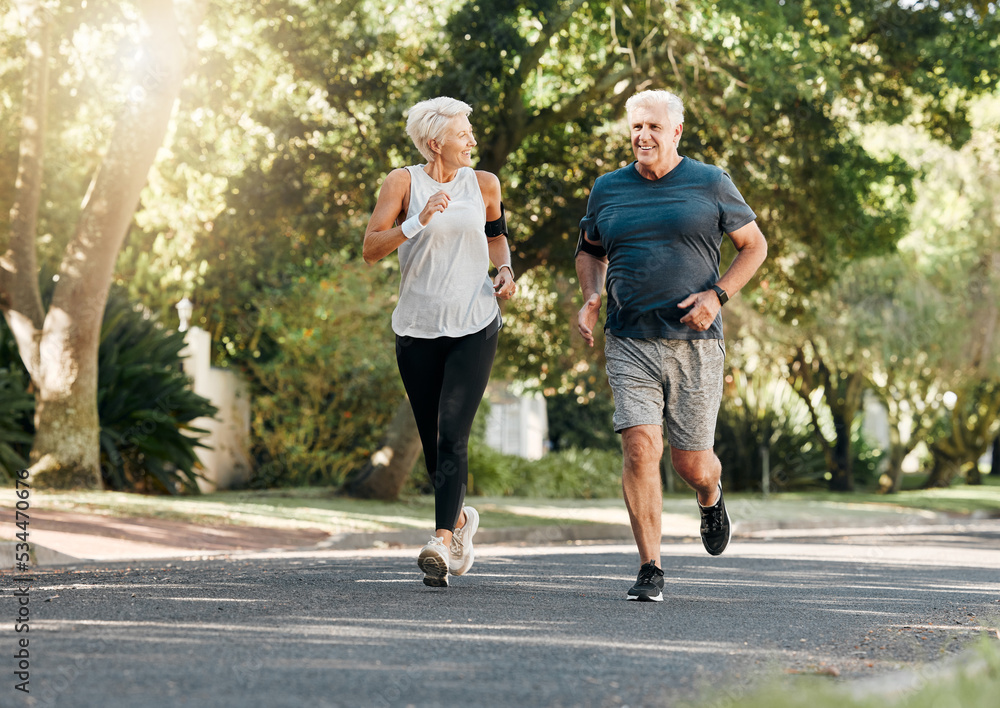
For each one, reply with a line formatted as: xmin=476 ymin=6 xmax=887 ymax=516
xmin=1 ymin=0 xmax=998 ymax=501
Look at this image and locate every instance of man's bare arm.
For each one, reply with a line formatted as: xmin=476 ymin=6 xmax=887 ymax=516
xmin=576 ymin=244 xmax=608 ymax=347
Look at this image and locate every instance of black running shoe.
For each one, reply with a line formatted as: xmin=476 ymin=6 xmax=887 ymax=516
xmin=626 ymin=560 xmax=664 ymax=602
xmin=699 ymin=484 xmax=731 ymax=556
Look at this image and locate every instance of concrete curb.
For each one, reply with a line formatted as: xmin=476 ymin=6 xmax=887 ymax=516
xmin=0 ymin=540 xmax=81 ymax=567
xmin=5 ymin=510 xmax=997 ymax=568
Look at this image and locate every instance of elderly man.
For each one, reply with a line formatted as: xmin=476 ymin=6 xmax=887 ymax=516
xmin=575 ymin=89 xmax=767 ymax=602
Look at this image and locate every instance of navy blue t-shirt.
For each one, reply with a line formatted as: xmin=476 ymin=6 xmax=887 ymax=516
xmin=579 ymin=157 xmax=756 ymax=340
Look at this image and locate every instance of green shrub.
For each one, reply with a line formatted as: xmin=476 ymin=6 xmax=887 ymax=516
xmin=0 ymin=289 xmax=216 ymax=492
xmin=715 ymin=369 xmax=828 ymax=491
xmin=469 ymin=439 xmax=624 ymax=499
xmin=97 ymin=290 xmax=218 ymax=493
xmin=0 ymin=367 xmax=34 ymax=481
xmin=546 ymin=391 xmax=619 ymax=452
xmin=242 ymin=254 xmax=403 ymax=487
xmin=465 ymin=437 xmax=518 ymax=496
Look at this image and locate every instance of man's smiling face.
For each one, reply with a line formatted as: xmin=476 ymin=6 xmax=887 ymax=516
xmin=629 ymin=104 xmax=683 ymax=175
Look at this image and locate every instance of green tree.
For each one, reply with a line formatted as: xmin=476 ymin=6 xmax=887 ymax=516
xmin=853 ymin=259 xmax=949 ymax=493
xmin=86 ymin=0 xmax=996 ymax=497
xmin=913 ymin=95 xmax=1000 ymax=486
xmin=247 ymin=254 xmax=402 ymax=489
xmin=1 ymin=0 xmax=207 ymax=488
xmin=790 ymin=90 xmax=1000 ymax=492
xmin=309 ymin=1 xmax=995 ymax=497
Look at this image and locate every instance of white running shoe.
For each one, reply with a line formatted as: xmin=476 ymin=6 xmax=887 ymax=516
xmin=449 ymin=506 xmax=479 ymax=576
xmin=417 ymin=536 xmax=450 ymax=587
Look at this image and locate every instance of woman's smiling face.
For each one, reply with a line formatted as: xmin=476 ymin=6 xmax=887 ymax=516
xmin=431 ymin=114 xmax=477 ymax=167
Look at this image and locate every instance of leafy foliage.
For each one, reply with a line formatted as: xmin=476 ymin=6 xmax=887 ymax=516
xmin=119 ymin=0 xmax=435 ymax=330
xmin=494 ymin=266 xmax=612 ymax=400
xmin=0 ymin=310 xmax=36 ymax=482
xmin=97 ymin=290 xmax=217 ymax=493
xmin=242 ymin=254 xmax=403 ymax=488
xmin=0 ymin=366 xmax=34 ymax=482
xmin=115 ymin=0 xmax=1000 ymax=346
xmin=6 ymin=1 xmax=998 ymax=495
xmin=0 ymin=287 xmax=216 ymax=491
xmin=546 ymin=391 xmax=619 ymax=453
xmin=715 ymin=369 xmax=828 ymax=492
xmin=469 ymin=437 xmax=625 ymax=499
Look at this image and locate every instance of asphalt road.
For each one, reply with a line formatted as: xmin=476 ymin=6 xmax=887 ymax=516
xmin=4 ymin=521 xmax=1000 ymax=708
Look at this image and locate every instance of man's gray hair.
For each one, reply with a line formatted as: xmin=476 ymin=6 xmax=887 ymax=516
xmin=405 ymin=96 xmax=473 ymax=162
xmin=625 ymin=90 xmax=684 ymax=128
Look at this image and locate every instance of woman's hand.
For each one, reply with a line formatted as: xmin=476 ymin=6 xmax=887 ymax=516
xmin=493 ymin=266 xmax=516 ymax=300
xmin=418 ymin=190 xmax=451 ymax=226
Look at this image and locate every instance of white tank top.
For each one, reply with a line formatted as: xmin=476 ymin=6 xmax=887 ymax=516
xmin=391 ymin=165 xmax=500 ymax=338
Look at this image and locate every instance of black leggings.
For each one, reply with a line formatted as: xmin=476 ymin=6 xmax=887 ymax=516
xmin=396 ymin=321 xmax=499 ymax=532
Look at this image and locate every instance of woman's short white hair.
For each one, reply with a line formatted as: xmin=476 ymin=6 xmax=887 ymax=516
xmin=405 ymin=96 xmax=473 ymax=162
xmin=625 ymin=90 xmax=684 ymax=129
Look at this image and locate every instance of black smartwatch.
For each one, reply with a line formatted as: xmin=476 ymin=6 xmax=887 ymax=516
xmin=710 ymin=284 xmax=729 ymax=306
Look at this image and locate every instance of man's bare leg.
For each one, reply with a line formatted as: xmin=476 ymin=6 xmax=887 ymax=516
xmin=671 ymin=446 xmax=731 ymax=556
xmin=621 ymin=425 xmax=664 ymax=568
xmin=670 ymin=447 xmax=721 ymax=505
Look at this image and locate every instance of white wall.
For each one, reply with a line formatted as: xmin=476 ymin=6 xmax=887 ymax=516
xmin=484 ymin=385 xmax=548 ymax=460
xmin=179 ymin=327 xmax=252 ymax=492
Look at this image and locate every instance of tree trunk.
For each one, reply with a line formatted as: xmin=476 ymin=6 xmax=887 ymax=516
xmin=3 ymin=0 xmax=203 ymax=489
xmin=341 ymin=397 xmax=423 ymax=500
xmin=922 ymin=388 xmax=1000 ymax=491
xmin=829 ymin=413 xmax=854 ymax=492
xmin=923 ymin=452 xmax=963 ymax=488
xmin=786 ymin=345 xmax=862 ymax=493
xmin=28 ymin=323 xmax=106 ymax=487
xmin=991 ymin=434 xmax=999 ymax=475
xmin=879 ymin=426 xmax=907 ymax=494
xmin=1 ymin=0 xmax=48 ymax=375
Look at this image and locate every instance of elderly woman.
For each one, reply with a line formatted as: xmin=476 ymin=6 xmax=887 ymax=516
xmin=363 ymin=96 xmax=516 ymax=587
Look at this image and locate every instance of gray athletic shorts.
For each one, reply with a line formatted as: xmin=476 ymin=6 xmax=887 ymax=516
xmin=604 ymin=333 xmax=725 ymax=451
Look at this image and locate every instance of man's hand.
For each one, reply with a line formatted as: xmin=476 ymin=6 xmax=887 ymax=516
xmin=577 ymin=293 xmax=602 ymax=347
xmin=678 ymin=290 xmax=721 ymax=332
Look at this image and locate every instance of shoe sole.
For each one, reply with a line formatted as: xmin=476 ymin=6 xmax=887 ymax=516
xmin=450 ymin=507 xmax=479 ymax=576
xmin=626 ymin=591 xmax=663 ymax=602
xmin=418 ymin=551 xmax=449 ymax=587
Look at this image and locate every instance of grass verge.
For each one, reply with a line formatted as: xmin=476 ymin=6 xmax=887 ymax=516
xmin=687 ymin=639 xmax=1000 ymax=708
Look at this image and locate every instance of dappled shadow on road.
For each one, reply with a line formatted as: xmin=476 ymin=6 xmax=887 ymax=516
xmin=11 ymin=534 xmax=1000 ymax=708
xmin=0 ymin=508 xmax=331 ymax=553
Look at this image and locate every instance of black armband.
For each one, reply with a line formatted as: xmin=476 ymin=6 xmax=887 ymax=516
xmin=485 ymin=202 xmax=508 ymax=238
xmin=574 ymin=228 xmax=607 ymax=258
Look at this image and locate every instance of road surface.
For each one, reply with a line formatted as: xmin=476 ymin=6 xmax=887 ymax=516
xmin=4 ymin=521 xmax=999 ymax=707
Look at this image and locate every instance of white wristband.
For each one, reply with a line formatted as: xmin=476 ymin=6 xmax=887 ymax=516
xmin=401 ymin=214 xmax=426 ymax=239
